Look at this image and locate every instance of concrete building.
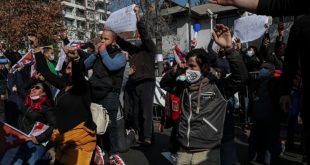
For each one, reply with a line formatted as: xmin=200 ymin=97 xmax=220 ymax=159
xmin=62 ymin=0 xmax=111 ymax=42
xmin=160 ymin=1 xmax=240 ymax=55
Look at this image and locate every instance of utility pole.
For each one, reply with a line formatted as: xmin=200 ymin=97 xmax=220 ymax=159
xmin=155 ymin=0 xmax=163 ymax=76
xmin=188 ymin=0 xmax=192 ymax=51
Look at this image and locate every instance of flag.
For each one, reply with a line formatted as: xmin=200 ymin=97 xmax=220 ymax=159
xmin=11 ymin=50 xmax=33 ymax=72
xmin=0 ymin=121 xmax=30 ymax=154
xmin=29 ymin=122 xmax=49 ymax=137
xmin=55 ymin=48 xmax=66 ymax=71
xmin=173 ymin=46 xmax=186 ymax=64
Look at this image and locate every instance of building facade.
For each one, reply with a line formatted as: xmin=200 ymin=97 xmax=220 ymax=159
xmin=160 ymin=2 xmax=240 ymax=56
xmin=62 ymin=0 xmax=111 ymax=42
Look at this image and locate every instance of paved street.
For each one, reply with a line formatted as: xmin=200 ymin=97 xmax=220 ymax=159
xmin=120 ymin=120 xmax=306 ymax=165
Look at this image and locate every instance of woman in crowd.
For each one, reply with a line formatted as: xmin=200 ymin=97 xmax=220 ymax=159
xmin=34 ymin=47 xmax=96 ymax=165
xmin=2 ymin=75 xmax=55 ymax=164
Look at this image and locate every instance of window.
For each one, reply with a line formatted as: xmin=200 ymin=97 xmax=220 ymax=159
xmin=78 ymin=32 xmax=85 ymax=40
xmin=87 ymin=0 xmax=95 ymax=9
xmin=77 ymin=21 xmax=86 ymax=30
xmin=65 ymin=19 xmax=74 ymax=27
xmin=76 ymin=9 xmax=85 ymax=18
xmin=96 ymin=2 xmax=105 ymax=10
xmin=87 ymin=11 xmax=95 ymax=19
xmin=65 ymin=7 xmax=74 ymax=16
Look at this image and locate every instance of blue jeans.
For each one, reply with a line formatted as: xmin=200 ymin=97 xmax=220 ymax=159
xmin=96 ymin=92 xmax=135 ymax=155
xmin=1 ymin=141 xmax=50 ymax=165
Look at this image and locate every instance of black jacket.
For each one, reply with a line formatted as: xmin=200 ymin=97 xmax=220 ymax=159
xmin=18 ymin=104 xmax=56 ymax=143
xmin=35 ymin=52 xmax=94 ymax=134
xmin=89 ymin=48 xmax=125 ymax=100
xmin=160 ymin=49 xmax=248 ymax=150
xmin=116 ymin=20 xmax=156 ymax=82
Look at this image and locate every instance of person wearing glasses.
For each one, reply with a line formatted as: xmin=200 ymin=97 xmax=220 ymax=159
xmin=2 ymin=76 xmax=56 ymax=164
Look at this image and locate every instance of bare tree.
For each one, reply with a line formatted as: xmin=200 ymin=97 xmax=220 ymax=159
xmin=0 ymin=0 xmax=64 ymax=49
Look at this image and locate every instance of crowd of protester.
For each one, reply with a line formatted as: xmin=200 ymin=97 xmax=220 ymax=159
xmin=0 ymin=0 xmax=309 ymax=164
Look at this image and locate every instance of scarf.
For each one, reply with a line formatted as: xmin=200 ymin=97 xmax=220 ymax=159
xmin=24 ymin=95 xmax=52 ymax=112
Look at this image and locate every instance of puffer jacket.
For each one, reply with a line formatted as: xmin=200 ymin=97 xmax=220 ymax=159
xmin=160 ymin=49 xmax=248 ymax=150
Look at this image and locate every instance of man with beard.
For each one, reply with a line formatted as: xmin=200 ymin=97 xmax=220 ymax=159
xmin=84 ymin=29 xmax=135 ymax=165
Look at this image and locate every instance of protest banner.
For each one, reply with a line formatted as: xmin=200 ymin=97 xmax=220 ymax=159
xmin=233 ymin=15 xmax=269 ymax=43
xmin=105 ymin=4 xmax=137 ymax=33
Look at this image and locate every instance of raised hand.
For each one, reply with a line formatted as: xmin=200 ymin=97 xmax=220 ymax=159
xmin=208 ymin=0 xmax=234 ymax=5
xmin=28 ymin=36 xmax=39 ymax=49
xmin=212 ymin=24 xmax=233 ymax=49
xmin=233 ymin=37 xmax=241 ymax=50
xmin=133 ymin=5 xmax=140 ymax=21
xmin=67 ymin=49 xmax=80 ymax=61
xmin=208 ymin=0 xmax=259 ymax=12
xmin=96 ymin=43 xmax=106 ymax=54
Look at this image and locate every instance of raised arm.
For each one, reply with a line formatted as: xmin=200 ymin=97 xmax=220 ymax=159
xmin=208 ymin=0 xmax=258 ymax=13
xmin=212 ymin=24 xmax=248 ymax=97
xmin=99 ymin=50 xmax=126 ymax=71
xmin=160 ymin=64 xmax=187 ymax=96
xmin=137 ymin=20 xmax=156 ymax=53
xmin=222 ymin=49 xmax=248 ymax=97
xmin=71 ymin=57 xmax=88 ymax=90
xmin=207 ymin=39 xmax=219 ymax=65
xmin=116 ymin=36 xmax=139 ymax=56
xmin=209 ymin=0 xmax=308 ymax=16
xmin=34 ymin=50 xmax=66 ymax=89
xmin=135 ymin=6 xmax=156 ymax=53
xmin=84 ymin=53 xmax=97 ymax=70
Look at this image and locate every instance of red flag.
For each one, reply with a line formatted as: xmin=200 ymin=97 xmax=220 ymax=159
xmin=11 ymin=50 xmax=33 ymax=71
xmin=173 ymin=46 xmax=186 ymax=64
xmin=11 ymin=50 xmax=37 ymax=77
xmin=0 ymin=121 xmax=30 ymax=154
xmin=29 ymin=122 xmax=49 ymax=137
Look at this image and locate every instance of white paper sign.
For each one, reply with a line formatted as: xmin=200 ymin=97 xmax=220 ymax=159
xmin=55 ymin=48 xmax=66 ymax=71
xmin=157 ymin=54 xmax=163 ymax=62
xmin=105 ymin=4 xmax=137 ymax=33
xmin=233 ymin=15 xmax=269 ymax=43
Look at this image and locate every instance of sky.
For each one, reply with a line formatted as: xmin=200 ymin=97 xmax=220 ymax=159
xmin=110 ymin=0 xmax=205 ymax=11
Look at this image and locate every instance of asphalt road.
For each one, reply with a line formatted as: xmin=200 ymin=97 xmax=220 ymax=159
xmin=119 ymin=120 xmax=306 ymax=165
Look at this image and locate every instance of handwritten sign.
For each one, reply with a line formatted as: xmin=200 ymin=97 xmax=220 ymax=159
xmin=233 ymin=15 xmax=269 ymax=43
xmin=105 ymin=4 xmax=137 ymax=33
